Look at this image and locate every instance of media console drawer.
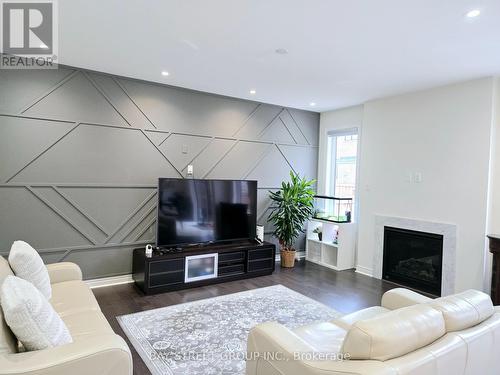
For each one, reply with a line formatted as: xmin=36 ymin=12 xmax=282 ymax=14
xmin=248 ymin=258 xmax=274 ymax=272
xmin=149 ymin=258 xmax=184 ymax=274
xmin=218 ymin=251 xmax=245 ymax=264
xmin=219 ymin=263 xmax=245 ymax=276
xmin=248 ymin=248 xmax=274 ymax=261
xmin=149 ymin=271 xmax=184 ymax=288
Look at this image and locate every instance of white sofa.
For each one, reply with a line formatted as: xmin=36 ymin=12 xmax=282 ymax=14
xmin=247 ymin=288 xmax=500 ymax=375
xmin=0 ymin=256 xmax=132 ymax=375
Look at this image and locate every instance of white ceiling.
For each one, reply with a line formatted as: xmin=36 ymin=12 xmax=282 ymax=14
xmin=59 ymin=0 xmax=500 ymax=112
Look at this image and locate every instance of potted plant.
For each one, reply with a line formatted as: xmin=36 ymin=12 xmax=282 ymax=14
xmin=313 ymin=227 xmax=323 ymax=242
xmin=268 ymin=171 xmax=316 ymax=268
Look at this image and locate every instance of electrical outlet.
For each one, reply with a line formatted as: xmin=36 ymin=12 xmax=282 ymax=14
xmin=187 ymin=164 xmax=194 ymax=177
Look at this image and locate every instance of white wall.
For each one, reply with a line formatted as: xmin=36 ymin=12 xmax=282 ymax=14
xmin=488 ymin=79 xmax=500 ymax=232
xmin=485 ymin=78 xmax=500 ymax=290
xmin=317 ymin=105 xmax=363 ymax=194
xmin=359 ymin=78 xmax=495 ymax=292
xmin=321 ymin=78 xmax=496 ymax=292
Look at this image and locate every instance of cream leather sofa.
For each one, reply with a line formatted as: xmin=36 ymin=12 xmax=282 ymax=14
xmin=0 ymin=256 xmax=132 ymax=375
xmin=247 ymin=288 xmax=500 ymax=375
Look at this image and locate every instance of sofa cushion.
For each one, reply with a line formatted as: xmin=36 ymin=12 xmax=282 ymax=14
xmin=61 ymin=310 xmax=114 ymax=340
xmin=46 ymin=262 xmax=82 ymax=284
xmin=1 ymin=276 xmax=72 ymax=351
xmin=447 ymin=309 xmax=500 ymax=372
xmin=293 ymin=322 xmax=347 ymax=353
xmin=383 ymin=334 xmax=467 ymax=374
xmin=381 ymin=287 xmax=432 ymax=310
xmin=50 ymin=280 xmax=100 ymax=317
xmin=341 ymin=304 xmax=446 ymax=361
xmin=332 ymin=306 xmax=390 ymax=330
xmin=0 ymin=256 xmax=17 ymax=354
xmin=8 ymin=240 xmax=52 ymax=299
xmin=430 ymin=289 xmax=494 ymax=332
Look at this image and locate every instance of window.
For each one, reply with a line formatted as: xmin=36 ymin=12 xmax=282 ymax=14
xmin=326 ymin=129 xmax=359 ymax=217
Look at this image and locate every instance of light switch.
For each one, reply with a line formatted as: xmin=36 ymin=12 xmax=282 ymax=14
xmin=414 ymin=172 xmax=422 ymax=183
xmin=182 ymin=144 xmax=188 ymax=154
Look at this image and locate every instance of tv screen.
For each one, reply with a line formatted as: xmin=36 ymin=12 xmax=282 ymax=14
xmin=156 ymin=178 xmax=257 ymax=247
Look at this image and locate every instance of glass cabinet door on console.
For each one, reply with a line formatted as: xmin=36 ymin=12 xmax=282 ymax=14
xmin=185 ymin=253 xmax=218 ymax=283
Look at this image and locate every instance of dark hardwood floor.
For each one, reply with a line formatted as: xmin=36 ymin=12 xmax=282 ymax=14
xmin=93 ymin=260 xmax=396 ymax=375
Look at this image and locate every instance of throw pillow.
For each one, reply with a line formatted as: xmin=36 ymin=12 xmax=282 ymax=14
xmin=8 ymin=240 xmax=51 ymax=299
xmin=0 ymin=275 xmax=72 ymax=351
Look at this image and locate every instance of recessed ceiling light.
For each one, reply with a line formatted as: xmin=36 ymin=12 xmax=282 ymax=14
xmin=275 ymin=48 xmax=288 ymax=55
xmin=161 ymin=71 xmax=169 ymax=76
xmin=310 ymin=102 xmax=316 ymax=107
xmin=250 ymin=90 xmax=256 ymax=95
xmin=466 ymin=9 xmax=481 ymax=18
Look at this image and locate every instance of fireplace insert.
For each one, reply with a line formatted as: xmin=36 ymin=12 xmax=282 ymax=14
xmin=382 ymin=226 xmax=443 ymax=296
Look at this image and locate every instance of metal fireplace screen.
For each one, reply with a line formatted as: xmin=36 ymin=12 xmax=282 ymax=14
xmin=382 ymin=226 xmax=443 ymax=296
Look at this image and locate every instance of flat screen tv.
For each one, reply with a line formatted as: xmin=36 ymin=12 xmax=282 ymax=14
xmin=156 ymin=178 xmax=257 ymax=247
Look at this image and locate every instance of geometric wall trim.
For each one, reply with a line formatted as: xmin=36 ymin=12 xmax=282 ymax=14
xmin=60 ymin=187 xmax=156 ymax=235
xmin=247 ymin=145 xmax=294 ymax=188
xmin=259 ymin=115 xmax=296 ymax=144
xmin=87 ymin=72 xmax=156 ymax=130
xmin=0 ymin=66 xmax=319 ymax=279
xmin=234 ymin=104 xmax=283 ymax=139
xmin=119 ymin=78 xmax=260 ymax=137
xmin=144 ymin=130 xmax=169 ymax=146
xmin=0 ymin=67 xmax=74 ymax=114
xmin=278 ymin=144 xmax=318 ymax=178
xmin=206 ymin=141 xmax=272 ymax=180
xmin=24 ymin=72 xmax=129 ymax=127
xmin=181 ymin=138 xmax=237 ymax=178
xmin=159 ymin=133 xmax=212 ymax=172
xmin=286 ymin=108 xmax=320 ymax=146
xmin=0 ymin=116 xmax=75 ymax=182
xmin=10 ymin=124 xmax=182 ymax=183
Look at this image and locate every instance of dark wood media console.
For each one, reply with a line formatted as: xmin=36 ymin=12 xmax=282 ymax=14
xmin=132 ymin=241 xmax=276 ymax=295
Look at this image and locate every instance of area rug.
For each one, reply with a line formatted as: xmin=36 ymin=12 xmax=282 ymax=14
xmin=117 ymin=284 xmax=341 ymax=375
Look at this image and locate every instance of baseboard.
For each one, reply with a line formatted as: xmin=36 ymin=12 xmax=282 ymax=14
xmin=85 ymin=274 xmax=134 ymax=289
xmin=355 ymin=265 xmax=373 ymax=277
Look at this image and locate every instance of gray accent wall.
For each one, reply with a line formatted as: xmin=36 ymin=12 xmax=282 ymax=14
xmin=0 ymin=67 xmax=319 ymax=279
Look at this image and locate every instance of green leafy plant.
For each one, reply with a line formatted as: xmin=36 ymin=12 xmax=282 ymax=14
xmin=268 ymin=171 xmax=316 ymax=251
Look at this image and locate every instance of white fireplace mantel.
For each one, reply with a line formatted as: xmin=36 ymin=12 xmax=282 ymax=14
xmin=373 ymin=215 xmax=457 ymax=296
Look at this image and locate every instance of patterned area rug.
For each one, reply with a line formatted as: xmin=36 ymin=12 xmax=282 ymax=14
xmin=117 ymin=284 xmax=341 ymax=375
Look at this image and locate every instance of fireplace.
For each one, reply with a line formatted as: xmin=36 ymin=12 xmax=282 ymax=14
xmin=382 ymin=226 xmax=443 ymax=296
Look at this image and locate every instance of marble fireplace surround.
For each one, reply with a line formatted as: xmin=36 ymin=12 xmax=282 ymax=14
xmin=373 ymin=215 xmax=457 ymax=296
